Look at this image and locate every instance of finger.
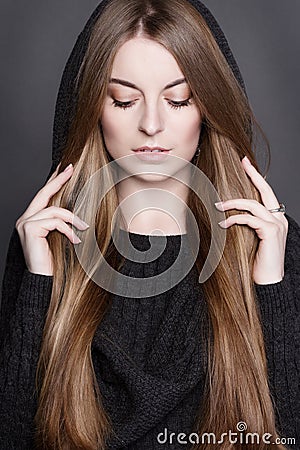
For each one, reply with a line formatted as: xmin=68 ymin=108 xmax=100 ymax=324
xmin=215 ymin=198 xmax=277 ymax=222
xmin=20 ymin=206 xmax=89 ymax=230
xmin=218 ymin=213 xmax=280 ymax=240
xmin=22 ymin=164 xmax=74 ymax=220
xmin=241 ymin=156 xmax=281 ymax=211
xmin=45 ymin=163 xmax=62 ymax=184
xmin=24 ymin=218 xmax=81 ymax=244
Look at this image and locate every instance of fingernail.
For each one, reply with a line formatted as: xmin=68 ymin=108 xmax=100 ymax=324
xmin=214 ymin=202 xmax=223 ymax=210
xmin=77 ymin=219 xmax=90 ymax=229
xmin=218 ymin=220 xmax=227 ymax=227
xmin=243 ymin=156 xmax=251 ymax=166
xmin=64 ymin=163 xmax=73 ymax=172
xmin=73 ymin=235 xmax=82 ymax=244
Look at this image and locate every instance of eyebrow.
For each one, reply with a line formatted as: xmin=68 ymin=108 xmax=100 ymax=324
xmin=109 ymin=77 xmax=187 ymax=91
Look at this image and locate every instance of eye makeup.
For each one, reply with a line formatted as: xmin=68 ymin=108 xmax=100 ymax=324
xmin=111 ymin=97 xmax=192 ymax=110
xmin=108 ymin=77 xmax=187 ymax=92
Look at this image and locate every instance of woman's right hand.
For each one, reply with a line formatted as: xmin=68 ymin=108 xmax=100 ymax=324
xmin=15 ymin=163 xmax=89 ymax=276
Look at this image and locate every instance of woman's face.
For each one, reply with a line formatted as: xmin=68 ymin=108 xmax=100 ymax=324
xmin=100 ymin=37 xmax=202 ymax=170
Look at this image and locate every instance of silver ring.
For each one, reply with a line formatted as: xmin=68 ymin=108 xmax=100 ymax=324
xmin=268 ymin=203 xmax=286 ymax=214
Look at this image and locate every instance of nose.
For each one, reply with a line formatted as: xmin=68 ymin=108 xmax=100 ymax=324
xmin=138 ymin=101 xmax=165 ymax=136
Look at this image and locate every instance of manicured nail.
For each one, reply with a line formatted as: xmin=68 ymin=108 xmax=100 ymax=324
xmin=214 ymin=202 xmax=223 ymax=210
xmin=243 ymin=156 xmax=251 ymax=166
xmin=73 ymin=235 xmax=82 ymax=244
xmin=77 ymin=219 xmax=90 ymax=229
xmin=64 ymin=163 xmax=73 ymax=172
xmin=218 ymin=220 xmax=227 ymax=227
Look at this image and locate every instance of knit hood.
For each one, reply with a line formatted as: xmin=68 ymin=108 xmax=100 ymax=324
xmin=50 ymin=0 xmax=247 ymax=174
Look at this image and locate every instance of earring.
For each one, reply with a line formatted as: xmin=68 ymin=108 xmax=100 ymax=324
xmin=192 ymin=146 xmax=201 ymax=164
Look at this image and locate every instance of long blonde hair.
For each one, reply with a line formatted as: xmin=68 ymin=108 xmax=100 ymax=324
xmin=35 ymin=0 xmax=286 ymax=448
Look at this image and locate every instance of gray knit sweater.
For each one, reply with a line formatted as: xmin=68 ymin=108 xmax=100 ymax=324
xmin=0 ymin=214 xmax=299 ymax=449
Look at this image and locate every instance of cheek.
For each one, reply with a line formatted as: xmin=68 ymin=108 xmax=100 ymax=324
xmin=99 ymin=113 xmax=120 ymax=160
xmin=178 ymin=112 xmax=202 ymax=143
xmin=100 ymin=110 xmax=117 ymax=140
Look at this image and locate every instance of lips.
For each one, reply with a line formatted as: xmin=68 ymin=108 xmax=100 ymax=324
xmin=133 ymin=146 xmax=170 ymax=153
xmin=132 ymin=146 xmax=171 ymax=162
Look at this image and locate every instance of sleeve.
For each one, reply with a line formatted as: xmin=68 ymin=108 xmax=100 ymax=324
xmin=0 ymin=228 xmax=27 ymax=346
xmin=254 ymin=214 xmax=300 ymax=449
xmin=0 ymin=268 xmax=53 ymax=449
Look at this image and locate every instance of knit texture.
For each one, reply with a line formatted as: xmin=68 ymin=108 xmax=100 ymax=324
xmin=0 ymin=214 xmax=299 ymax=449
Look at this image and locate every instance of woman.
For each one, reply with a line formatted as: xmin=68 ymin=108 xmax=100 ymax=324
xmin=0 ymin=0 xmax=299 ymax=449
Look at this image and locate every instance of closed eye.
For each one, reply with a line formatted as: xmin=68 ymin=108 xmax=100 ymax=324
xmin=112 ymin=100 xmax=133 ymax=110
xmin=112 ymin=98 xmax=192 ymax=110
xmin=169 ymin=99 xmax=192 ymax=109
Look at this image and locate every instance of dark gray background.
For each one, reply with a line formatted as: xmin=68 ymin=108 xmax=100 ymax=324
xmin=1 ymin=1 xmax=299 ymax=289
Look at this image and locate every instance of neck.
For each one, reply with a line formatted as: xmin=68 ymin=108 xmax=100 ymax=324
xmin=116 ymin=173 xmax=190 ymax=236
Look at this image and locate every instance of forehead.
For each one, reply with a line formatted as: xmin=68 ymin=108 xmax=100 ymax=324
xmin=110 ymin=37 xmax=185 ymax=89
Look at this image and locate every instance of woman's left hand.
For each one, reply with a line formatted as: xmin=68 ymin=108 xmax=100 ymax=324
xmin=215 ymin=156 xmax=289 ymax=285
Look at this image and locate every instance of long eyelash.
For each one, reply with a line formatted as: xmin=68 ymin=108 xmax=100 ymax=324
xmin=112 ymin=100 xmax=133 ymax=110
xmin=112 ymin=98 xmax=192 ymax=110
xmin=169 ymin=98 xmax=192 ymax=109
